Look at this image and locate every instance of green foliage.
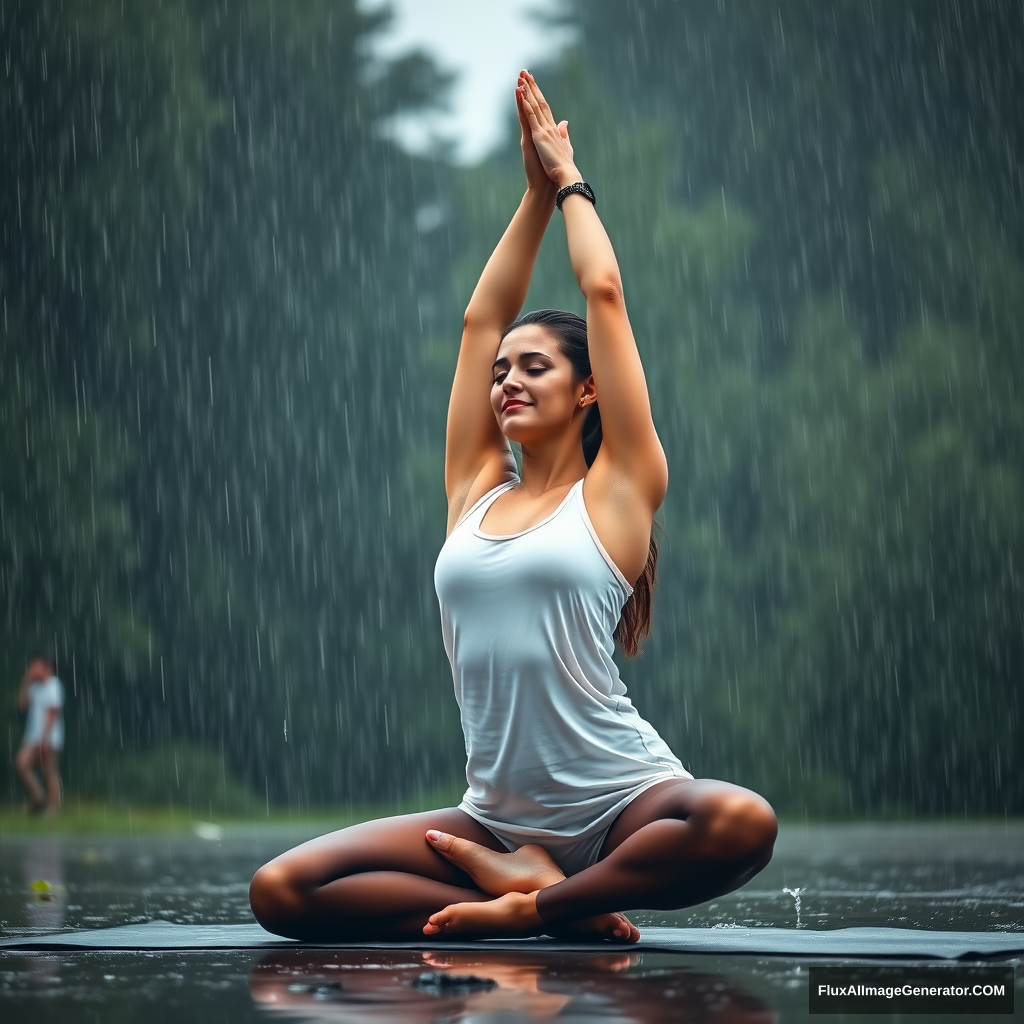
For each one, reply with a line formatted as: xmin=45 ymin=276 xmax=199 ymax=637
xmin=1 ymin=0 xmax=463 ymax=806
xmin=444 ymin=8 xmax=1023 ymax=816
xmin=3 ymin=0 xmax=1020 ymax=818
xmin=0 ymin=334 xmax=150 ymax=752
xmin=1 ymin=0 xmax=221 ymax=765
xmin=71 ymin=742 xmax=257 ymax=815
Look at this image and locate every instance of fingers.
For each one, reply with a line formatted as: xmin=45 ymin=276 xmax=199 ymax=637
xmin=518 ymin=71 xmax=553 ymax=129
xmin=517 ymin=84 xmax=542 ymax=131
xmin=523 ymin=71 xmax=555 ymax=124
xmin=515 ymin=81 xmax=530 ymax=133
xmin=516 ymin=86 xmax=540 ymax=151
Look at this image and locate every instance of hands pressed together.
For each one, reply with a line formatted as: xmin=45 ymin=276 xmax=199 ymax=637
xmin=516 ymin=70 xmax=581 ymax=192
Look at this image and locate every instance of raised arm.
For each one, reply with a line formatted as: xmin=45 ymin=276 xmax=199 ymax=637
xmin=444 ymin=75 xmax=558 ymax=516
xmin=519 ymin=74 xmax=668 ymax=510
xmin=17 ymin=664 xmax=34 ymax=713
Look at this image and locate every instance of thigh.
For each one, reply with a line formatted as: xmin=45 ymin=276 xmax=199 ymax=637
xmin=597 ymin=777 xmax=767 ymax=861
xmin=264 ymin=806 xmax=509 ymax=890
xmin=15 ymin=744 xmax=39 ymax=771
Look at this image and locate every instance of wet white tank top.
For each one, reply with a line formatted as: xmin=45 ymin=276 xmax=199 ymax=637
xmin=433 ymin=476 xmax=692 ymax=844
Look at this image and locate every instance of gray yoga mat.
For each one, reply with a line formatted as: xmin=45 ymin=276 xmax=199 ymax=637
xmin=2 ymin=921 xmax=1021 ymax=959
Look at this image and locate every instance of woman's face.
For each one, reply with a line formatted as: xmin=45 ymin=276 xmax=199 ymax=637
xmin=490 ymin=325 xmax=587 ymax=444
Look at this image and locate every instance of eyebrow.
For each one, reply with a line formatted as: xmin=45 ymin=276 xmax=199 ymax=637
xmin=491 ymin=351 xmax=554 ymax=371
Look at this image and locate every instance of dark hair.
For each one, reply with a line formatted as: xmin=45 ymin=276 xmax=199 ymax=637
xmin=501 ymin=309 xmax=663 ymax=658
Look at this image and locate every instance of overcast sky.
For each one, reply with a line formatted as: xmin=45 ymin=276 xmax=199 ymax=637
xmin=360 ymin=0 xmax=575 ymax=164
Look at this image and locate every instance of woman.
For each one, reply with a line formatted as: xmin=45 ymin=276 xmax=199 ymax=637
xmin=249 ymin=71 xmax=777 ymax=943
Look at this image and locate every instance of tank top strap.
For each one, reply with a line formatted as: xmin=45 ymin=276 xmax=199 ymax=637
xmin=573 ymin=477 xmax=634 ymax=595
xmin=454 ymin=476 xmax=520 ymax=531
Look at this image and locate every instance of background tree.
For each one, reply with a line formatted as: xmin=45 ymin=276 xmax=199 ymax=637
xmin=3 ymin=0 xmax=1020 ymax=816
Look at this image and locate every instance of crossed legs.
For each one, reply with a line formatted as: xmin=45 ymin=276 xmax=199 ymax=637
xmin=249 ymin=778 xmax=777 ymax=941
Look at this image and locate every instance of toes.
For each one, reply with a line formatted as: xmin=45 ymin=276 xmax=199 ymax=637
xmin=423 ymin=907 xmax=455 ymax=935
xmin=610 ymin=914 xmax=640 ymax=942
xmin=426 ymin=830 xmax=489 ymax=865
xmin=425 ymin=830 xmax=462 ymax=860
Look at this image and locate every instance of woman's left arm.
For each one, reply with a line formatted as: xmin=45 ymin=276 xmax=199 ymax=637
xmin=519 ymin=75 xmax=668 ymax=510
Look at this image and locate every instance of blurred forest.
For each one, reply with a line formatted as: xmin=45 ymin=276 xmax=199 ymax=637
xmin=2 ymin=0 xmax=1021 ymax=817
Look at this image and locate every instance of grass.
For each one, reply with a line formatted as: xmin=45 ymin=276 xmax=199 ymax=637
xmin=3 ymin=792 xmax=1019 ymax=837
xmin=0 ymin=786 xmax=468 ymax=836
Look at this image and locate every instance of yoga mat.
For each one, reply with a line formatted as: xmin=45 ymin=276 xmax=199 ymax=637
xmin=2 ymin=921 xmax=1021 ymax=959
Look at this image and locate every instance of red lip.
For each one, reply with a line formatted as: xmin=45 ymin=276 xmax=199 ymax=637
xmin=502 ymin=400 xmax=529 ymax=411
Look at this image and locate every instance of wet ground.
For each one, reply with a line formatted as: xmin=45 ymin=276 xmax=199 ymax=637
xmin=1 ymin=820 xmax=1022 ymax=1021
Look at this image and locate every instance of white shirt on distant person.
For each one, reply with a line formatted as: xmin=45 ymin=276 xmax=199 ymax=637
xmin=23 ymin=676 xmax=64 ymax=750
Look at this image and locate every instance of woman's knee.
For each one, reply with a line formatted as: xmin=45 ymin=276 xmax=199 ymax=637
xmin=691 ymin=788 xmax=778 ymax=865
xmin=249 ymin=861 xmax=305 ymax=930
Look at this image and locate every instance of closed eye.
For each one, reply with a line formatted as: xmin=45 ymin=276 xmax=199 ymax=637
xmin=493 ymin=367 xmax=547 ymax=384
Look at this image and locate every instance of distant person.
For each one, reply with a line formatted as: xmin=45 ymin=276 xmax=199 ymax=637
xmin=15 ymin=654 xmax=64 ymax=815
xmin=250 ymin=72 xmax=776 ymax=942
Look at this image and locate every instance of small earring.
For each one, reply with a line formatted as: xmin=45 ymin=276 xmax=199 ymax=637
xmin=579 ymin=398 xmax=586 ymax=407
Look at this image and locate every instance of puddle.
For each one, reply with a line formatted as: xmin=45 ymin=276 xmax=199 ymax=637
xmin=1 ymin=823 xmax=1022 ymax=1021
xmin=3 ymin=947 xmax=1021 ymax=1022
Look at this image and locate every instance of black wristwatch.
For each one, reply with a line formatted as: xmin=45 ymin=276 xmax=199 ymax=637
xmin=556 ymin=181 xmax=597 ymax=210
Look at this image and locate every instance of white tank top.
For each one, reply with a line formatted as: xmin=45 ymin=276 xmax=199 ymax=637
xmin=434 ymin=476 xmax=691 ymax=842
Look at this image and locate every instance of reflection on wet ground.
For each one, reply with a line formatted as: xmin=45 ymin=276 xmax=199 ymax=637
xmin=5 ymin=947 xmax=1021 ymax=1023
xmin=1 ymin=822 xmax=1022 ymax=1021
xmin=2 ymin=948 xmax=788 ymax=1023
xmin=249 ymin=949 xmax=778 ymax=1023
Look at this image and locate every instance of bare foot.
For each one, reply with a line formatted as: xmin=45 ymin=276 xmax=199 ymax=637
xmin=426 ymin=831 xmax=562 ymax=896
xmin=424 ymin=890 xmax=544 ymax=938
xmin=549 ymin=914 xmax=640 ymax=943
xmin=425 ymin=831 xmax=640 ymax=943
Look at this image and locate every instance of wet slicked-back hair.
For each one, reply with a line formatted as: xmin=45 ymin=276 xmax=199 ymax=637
xmin=501 ymin=309 xmax=663 ymax=658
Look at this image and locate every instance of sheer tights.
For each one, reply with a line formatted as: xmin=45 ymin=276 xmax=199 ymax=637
xmin=248 ymin=778 xmax=777 ymax=941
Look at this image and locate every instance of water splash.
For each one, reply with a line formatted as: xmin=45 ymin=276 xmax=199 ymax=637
xmin=783 ymin=887 xmax=806 ymax=928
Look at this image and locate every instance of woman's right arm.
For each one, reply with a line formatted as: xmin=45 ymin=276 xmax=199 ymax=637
xmin=444 ymin=76 xmax=556 ymax=515
xmin=17 ymin=666 xmax=33 ymax=712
